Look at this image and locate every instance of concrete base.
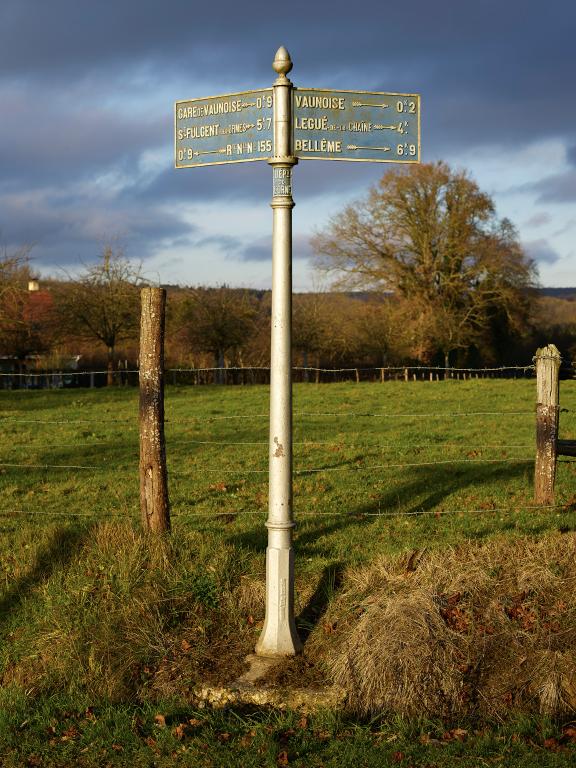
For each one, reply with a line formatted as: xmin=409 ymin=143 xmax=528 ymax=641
xmin=235 ymin=654 xmax=284 ymax=686
xmin=186 ymin=652 xmax=345 ymax=712
xmin=255 ymin=546 xmax=303 ymax=656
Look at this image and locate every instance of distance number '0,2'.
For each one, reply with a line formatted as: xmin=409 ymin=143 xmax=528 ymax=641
xmin=396 ymin=100 xmax=417 ymax=113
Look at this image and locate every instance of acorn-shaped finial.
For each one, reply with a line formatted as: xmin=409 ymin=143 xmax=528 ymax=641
xmin=272 ymin=46 xmax=293 ymax=78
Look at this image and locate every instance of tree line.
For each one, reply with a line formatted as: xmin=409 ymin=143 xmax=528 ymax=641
xmin=1 ymin=162 xmax=574 ymax=381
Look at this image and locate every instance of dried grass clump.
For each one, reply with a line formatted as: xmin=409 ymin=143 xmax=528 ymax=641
xmin=318 ymin=532 xmax=576 ymax=720
xmin=331 ymin=588 xmax=464 ymax=718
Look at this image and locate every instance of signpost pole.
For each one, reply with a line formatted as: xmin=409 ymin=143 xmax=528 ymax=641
xmin=256 ymin=46 xmax=302 ymax=657
xmin=175 ymin=49 xmax=420 ymax=658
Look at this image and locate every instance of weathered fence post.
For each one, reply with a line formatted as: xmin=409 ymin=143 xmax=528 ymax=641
xmin=139 ymin=287 xmax=170 ymax=533
xmin=534 ymin=344 xmax=561 ymax=505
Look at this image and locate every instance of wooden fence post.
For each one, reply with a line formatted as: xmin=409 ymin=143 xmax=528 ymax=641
xmin=534 ymin=344 xmax=561 ymax=505
xmin=139 ymin=287 xmax=170 ymax=533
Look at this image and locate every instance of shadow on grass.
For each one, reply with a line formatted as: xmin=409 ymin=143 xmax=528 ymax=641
xmin=0 ymin=522 xmax=93 ymax=631
xmin=227 ymin=512 xmax=377 ymax=558
xmin=352 ymin=460 xmax=531 ymax=518
xmin=296 ymin=561 xmax=344 ymax=641
xmin=225 ymin=461 xmax=534 ymax=559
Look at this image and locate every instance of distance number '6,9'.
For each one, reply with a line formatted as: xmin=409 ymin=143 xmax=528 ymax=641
xmin=397 ymin=144 xmax=417 ymax=157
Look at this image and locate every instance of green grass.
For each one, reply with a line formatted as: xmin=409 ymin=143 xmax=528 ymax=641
xmin=0 ymin=693 xmax=575 ymax=766
xmin=1 ymin=380 xmax=574 ymax=560
xmin=1 ymin=380 xmax=575 ymax=765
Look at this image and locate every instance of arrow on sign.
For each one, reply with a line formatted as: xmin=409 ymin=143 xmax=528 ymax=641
xmin=194 ymin=148 xmax=228 ymax=157
xmin=347 ymin=145 xmax=391 ymax=152
xmin=352 ymin=101 xmax=389 ymax=108
xmin=373 ymin=123 xmax=408 ymax=134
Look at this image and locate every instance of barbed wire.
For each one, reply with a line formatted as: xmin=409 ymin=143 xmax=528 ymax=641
xmin=0 ymin=508 xmax=132 ymax=518
xmin=0 ymin=418 xmax=137 ymax=425
xmin=1 ymin=502 xmax=572 ymax=521
xmin=167 ymin=455 xmax=535 ymax=478
xmin=0 ymin=436 xmax=536 ymax=450
xmin=167 ymin=439 xmax=535 ymax=449
xmin=0 ymin=410 xmax=537 ymax=426
xmin=0 ymin=363 xmax=541 ymax=377
xmin=3 ymin=455 xmax=573 ymax=476
xmin=0 ymin=462 xmax=116 ymax=470
xmin=170 ymin=410 xmax=535 ymax=422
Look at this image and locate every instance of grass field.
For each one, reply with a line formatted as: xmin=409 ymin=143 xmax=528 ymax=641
xmin=1 ymin=379 xmax=575 ymax=766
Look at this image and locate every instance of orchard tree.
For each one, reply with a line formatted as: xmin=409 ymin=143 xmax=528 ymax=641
xmin=292 ymin=293 xmax=328 ymax=379
xmin=313 ymin=162 xmax=537 ymax=366
xmin=178 ymin=286 xmax=259 ymax=382
xmin=56 ymin=246 xmax=142 ymax=385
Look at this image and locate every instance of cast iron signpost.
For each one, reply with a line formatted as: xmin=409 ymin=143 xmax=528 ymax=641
xmin=175 ymin=47 xmax=421 ymax=657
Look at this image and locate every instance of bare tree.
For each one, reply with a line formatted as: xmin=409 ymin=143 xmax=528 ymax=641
xmin=313 ymin=162 xmax=537 ymax=366
xmin=292 ymin=293 xmax=328 ymax=380
xmin=55 ymin=246 xmax=142 ymax=385
xmin=178 ymin=286 xmax=259 ymax=382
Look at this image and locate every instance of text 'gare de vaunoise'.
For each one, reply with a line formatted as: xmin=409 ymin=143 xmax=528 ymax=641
xmin=175 ymin=89 xmax=420 ymax=165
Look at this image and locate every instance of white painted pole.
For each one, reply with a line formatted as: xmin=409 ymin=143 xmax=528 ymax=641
xmin=256 ymin=46 xmax=302 ymax=656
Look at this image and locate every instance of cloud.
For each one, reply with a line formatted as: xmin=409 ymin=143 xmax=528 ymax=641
xmin=524 ymin=212 xmax=552 ymax=228
xmin=237 ymin=233 xmax=312 ymax=262
xmin=523 ymin=239 xmax=562 ymax=265
xmin=194 ymin=234 xmax=244 ymax=252
xmin=0 ymin=83 xmax=167 ymax=189
xmin=0 ymin=184 xmax=195 ymax=272
xmin=531 ymin=171 xmax=576 ymax=203
xmin=1 ymin=0 xmax=576 ymax=288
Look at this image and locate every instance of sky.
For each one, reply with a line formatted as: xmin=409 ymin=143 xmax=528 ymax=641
xmin=1 ymin=0 xmax=575 ymax=291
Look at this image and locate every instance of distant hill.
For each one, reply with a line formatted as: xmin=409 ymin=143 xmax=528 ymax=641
xmin=538 ymin=288 xmax=576 ymax=300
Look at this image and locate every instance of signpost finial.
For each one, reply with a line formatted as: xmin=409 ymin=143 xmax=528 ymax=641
xmin=273 ymin=46 xmax=293 ymax=81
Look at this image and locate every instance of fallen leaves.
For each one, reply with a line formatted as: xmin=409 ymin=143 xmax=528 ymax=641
xmin=441 ymin=727 xmax=468 ymax=742
xmin=439 ymin=593 xmax=470 ymax=633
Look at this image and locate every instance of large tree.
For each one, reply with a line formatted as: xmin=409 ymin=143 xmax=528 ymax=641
xmin=313 ymin=162 xmax=537 ymax=366
xmin=56 ymin=246 xmax=142 ymax=385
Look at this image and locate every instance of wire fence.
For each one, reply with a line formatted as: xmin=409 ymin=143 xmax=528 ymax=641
xmin=0 ymin=366 xmax=574 ymax=526
xmin=4 ymin=361 xmax=575 ymax=390
xmin=1 ymin=502 xmax=573 ymax=521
